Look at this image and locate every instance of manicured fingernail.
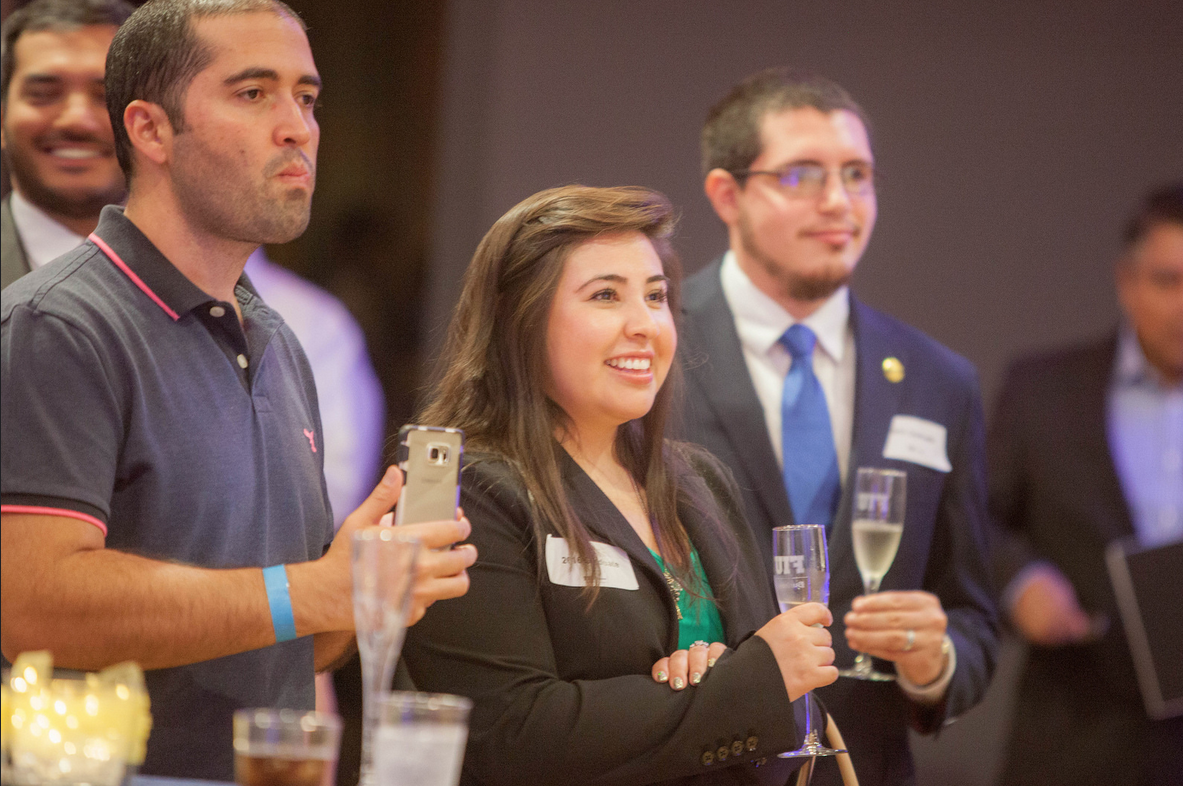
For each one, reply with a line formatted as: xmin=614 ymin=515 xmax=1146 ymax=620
xmin=691 ymin=672 xmax=702 ymax=685
xmin=382 ymin=466 xmax=400 ymax=486
xmin=707 ymin=657 xmax=717 ymax=668
xmin=656 ymin=670 xmax=667 ymax=683
xmin=672 ymin=677 xmax=684 ymax=690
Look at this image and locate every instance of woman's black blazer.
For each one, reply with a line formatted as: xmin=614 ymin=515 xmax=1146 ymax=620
xmin=402 ymin=443 xmax=808 ymax=786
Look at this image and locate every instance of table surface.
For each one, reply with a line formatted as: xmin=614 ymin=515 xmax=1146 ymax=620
xmin=132 ymin=776 xmax=233 ymax=786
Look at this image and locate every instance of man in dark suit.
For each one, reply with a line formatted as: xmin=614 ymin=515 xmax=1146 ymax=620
xmin=991 ymin=183 xmax=1183 ymax=786
xmin=1 ymin=0 xmax=132 ymax=289
xmin=678 ymin=68 xmax=997 ymax=786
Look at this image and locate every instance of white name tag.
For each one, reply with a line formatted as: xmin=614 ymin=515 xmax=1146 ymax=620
xmin=545 ymin=534 xmax=639 ymax=590
xmin=882 ymin=415 xmax=952 ymax=473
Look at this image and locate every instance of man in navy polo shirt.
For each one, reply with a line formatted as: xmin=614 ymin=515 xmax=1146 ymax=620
xmin=0 ymin=1 xmax=476 ymax=780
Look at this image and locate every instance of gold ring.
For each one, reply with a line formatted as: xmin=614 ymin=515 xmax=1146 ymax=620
xmin=904 ymin=629 xmax=916 ymax=652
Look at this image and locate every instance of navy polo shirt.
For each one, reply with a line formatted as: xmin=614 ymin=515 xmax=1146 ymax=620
xmin=1 ymin=206 xmax=335 ymax=781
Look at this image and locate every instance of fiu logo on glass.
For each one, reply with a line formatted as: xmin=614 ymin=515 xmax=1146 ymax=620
xmin=775 ymin=555 xmax=805 ymax=575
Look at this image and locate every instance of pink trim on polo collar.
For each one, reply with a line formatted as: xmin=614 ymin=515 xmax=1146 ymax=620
xmin=89 ymin=232 xmax=180 ymax=321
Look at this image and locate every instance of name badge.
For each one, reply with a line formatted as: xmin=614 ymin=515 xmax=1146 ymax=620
xmin=882 ymin=415 xmax=952 ymax=473
xmin=545 ymin=534 xmax=639 ymax=590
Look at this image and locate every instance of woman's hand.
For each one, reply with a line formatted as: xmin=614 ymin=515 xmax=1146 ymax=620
xmin=651 ymin=641 xmax=728 ymax=690
xmin=754 ymin=602 xmax=838 ymax=701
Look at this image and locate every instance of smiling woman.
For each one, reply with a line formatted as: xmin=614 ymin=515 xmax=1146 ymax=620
xmin=403 ymin=185 xmax=840 ymax=785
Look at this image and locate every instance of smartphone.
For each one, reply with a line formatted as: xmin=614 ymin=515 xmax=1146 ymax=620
xmin=393 ymin=425 xmax=465 ymax=526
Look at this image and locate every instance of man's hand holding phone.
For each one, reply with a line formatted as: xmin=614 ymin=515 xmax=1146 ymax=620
xmin=378 ymin=507 xmax=476 ymax=624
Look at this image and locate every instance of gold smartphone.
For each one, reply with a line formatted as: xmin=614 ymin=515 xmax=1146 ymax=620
xmin=393 ymin=425 xmax=465 ymax=526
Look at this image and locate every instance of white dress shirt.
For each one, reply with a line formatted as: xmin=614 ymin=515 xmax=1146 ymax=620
xmin=9 ymin=190 xmax=86 ymax=270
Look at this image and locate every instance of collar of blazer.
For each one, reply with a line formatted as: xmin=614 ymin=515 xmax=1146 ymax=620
xmin=1 ymin=195 xmax=34 ymax=289
xmin=556 ymin=447 xmax=761 ymax=647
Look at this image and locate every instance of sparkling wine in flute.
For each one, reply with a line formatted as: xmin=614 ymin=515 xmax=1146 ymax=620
xmin=772 ymin=525 xmax=844 ymax=758
xmin=851 ymin=518 xmax=904 ymax=588
xmin=774 ymin=564 xmax=829 ymax=613
xmin=839 ymin=467 xmax=907 ymax=682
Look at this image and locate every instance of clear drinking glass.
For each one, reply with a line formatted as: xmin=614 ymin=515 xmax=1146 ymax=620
xmin=233 ymin=709 xmax=341 ymax=786
xmin=352 ymin=528 xmax=420 ymax=786
xmin=772 ymin=524 xmax=845 ymax=758
xmin=375 ymin=691 xmax=472 ymax=786
xmin=839 ymin=467 xmax=907 ymax=681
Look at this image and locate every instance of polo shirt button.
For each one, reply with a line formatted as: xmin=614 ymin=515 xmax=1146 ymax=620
xmin=237 ymin=354 xmax=249 ymax=369
xmin=209 ymin=305 xmax=226 ymax=318
xmin=746 ymin=735 xmax=759 ymax=751
xmin=716 ymin=745 xmax=729 ymax=762
xmin=700 ymin=750 xmax=714 ymax=766
xmin=730 ymin=739 xmax=744 ymax=757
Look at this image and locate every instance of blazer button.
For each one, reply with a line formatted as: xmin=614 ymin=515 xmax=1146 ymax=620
xmin=700 ymin=750 xmax=715 ymax=766
xmin=730 ymin=739 xmax=744 ymax=757
xmin=716 ymin=745 xmax=729 ymax=762
xmin=746 ymin=735 xmax=759 ymax=752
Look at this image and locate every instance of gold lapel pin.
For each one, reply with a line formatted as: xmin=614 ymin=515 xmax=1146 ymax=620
xmin=882 ymin=357 xmax=904 ymax=383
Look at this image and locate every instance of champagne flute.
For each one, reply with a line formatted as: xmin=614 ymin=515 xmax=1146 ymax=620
xmin=352 ymin=528 xmax=420 ymax=786
xmin=839 ymin=467 xmax=906 ymax=681
xmin=773 ymin=524 xmax=845 ymax=758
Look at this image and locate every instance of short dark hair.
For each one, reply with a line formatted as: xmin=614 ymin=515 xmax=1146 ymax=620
xmin=1 ymin=0 xmax=134 ymax=106
xmin=701 ymin=67 xmax=870 ymax=179
xmin=1123 ymin=181 xmax=1183 ymax=247
xmin=105 ymin=0 xmax=305 ymax=177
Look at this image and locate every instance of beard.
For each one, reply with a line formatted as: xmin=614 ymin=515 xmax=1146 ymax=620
xmin=170 ymin=132 xmax=315 ymax=246
xmin=738 ymin=210 xmax=854 ymax=302
xmin=3 ymin=131 xmax=126 ymax=220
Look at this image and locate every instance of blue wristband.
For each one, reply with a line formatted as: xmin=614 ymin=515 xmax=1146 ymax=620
xmin=263 ymin=564 xmax=298 ymax=643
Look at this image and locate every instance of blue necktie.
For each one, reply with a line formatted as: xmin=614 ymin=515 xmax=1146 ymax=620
xmin=780 ymin=324 xmax=840 ymax=530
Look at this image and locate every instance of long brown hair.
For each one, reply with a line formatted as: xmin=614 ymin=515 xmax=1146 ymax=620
xmin=420 ymin=185 xmax=706 ymax=597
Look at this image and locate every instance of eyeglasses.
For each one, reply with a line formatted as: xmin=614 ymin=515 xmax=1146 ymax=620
xmin=729 ymin=162 xmax=876 ymax=198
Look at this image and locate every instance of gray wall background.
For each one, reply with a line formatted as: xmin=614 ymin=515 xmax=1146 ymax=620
xmin=427 ymin=0 xmax=1182 ymax=406
xmin=425 ymin=1 xmax=1182 ymax=783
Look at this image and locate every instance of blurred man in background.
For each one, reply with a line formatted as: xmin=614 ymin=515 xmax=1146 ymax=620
xmin=990 ymin=182 xmax=1183 ymax=785
xmin=678 ymin=67 xmax=997 ymax=786
xmin=1 ymin=0 xmax=132 ymax=287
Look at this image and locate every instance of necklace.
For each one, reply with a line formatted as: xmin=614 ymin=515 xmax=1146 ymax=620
xmin=662 ymin=567 xmax=684 ymax=620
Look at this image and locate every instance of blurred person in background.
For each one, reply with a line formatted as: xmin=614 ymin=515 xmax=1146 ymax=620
xmin=678 ymin=67 xmax=998 ymax=786
xmin=1 ymin=1 xmax=472 ymax=779
xmin=1 ymin=0 xmax=133 ymax=288
xmin=404 ymin=184 xmax=839 ymax=785
xmin=990 ymin=182 xmax=1183 ymax=786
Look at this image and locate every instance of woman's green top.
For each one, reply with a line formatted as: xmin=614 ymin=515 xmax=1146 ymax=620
xmin=649 ymin=547 xmax=726 ymax=649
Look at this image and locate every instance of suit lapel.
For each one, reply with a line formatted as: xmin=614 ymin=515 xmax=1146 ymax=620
xmin=558 ymin=451 xmax=675 ymax=622
xmin=681 ymin=264 xmax=793 ymax=543
xmin=1 ymin=196 xmax=33 ymax=289
xmin=833 ymin=300 xmax=909 ymax=589
xmin=1076 ymin=336 xmax=1136 ymax=543
xmin=678 ymin=483 xmax=770 ymax=645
